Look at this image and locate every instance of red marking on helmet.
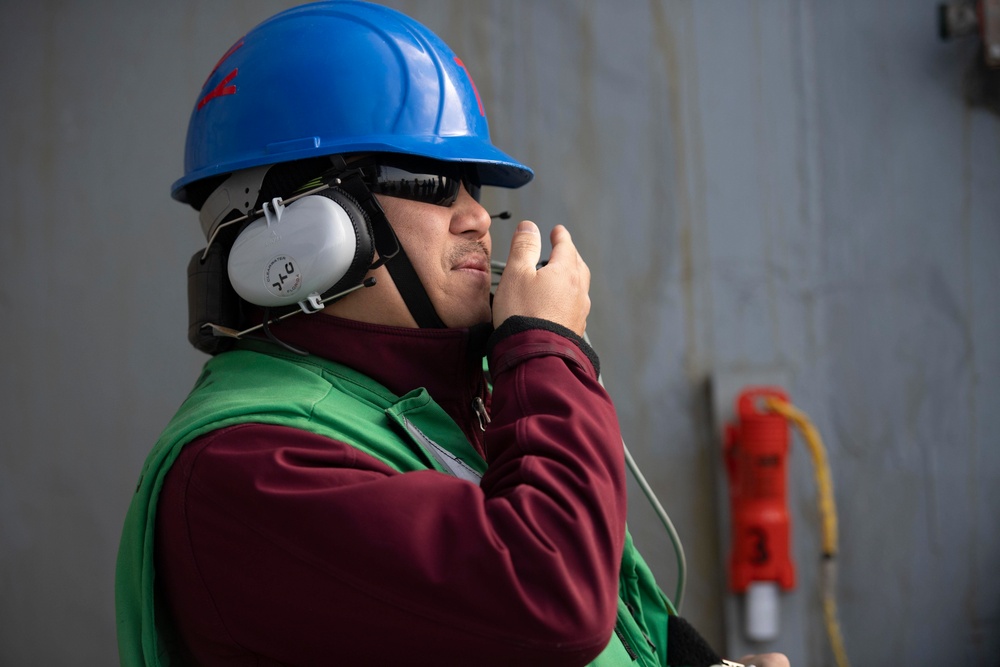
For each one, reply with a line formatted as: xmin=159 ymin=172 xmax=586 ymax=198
xmin=198 ymin=68 xmax=238 ymax=110
xmin=454 ymin=57 xmax=485 ymax=117
xmin=203 ymin=38 xmax=244 ymax=88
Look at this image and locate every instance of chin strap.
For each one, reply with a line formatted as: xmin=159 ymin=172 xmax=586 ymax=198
xmin=381 ymin=241 xmax=447 ymax=329
xmin=335 ymin=171 xmax=447 ymax=329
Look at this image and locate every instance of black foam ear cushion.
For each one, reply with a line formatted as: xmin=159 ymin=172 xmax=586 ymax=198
xmin=310 ymin=187 xmax=375 ymax=297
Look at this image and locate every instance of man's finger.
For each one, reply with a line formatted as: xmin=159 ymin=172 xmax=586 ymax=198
xmin=506 ymin=220 xmax=542 ymax=270
xmin=547 ymin=224 xmax=578 ymax=266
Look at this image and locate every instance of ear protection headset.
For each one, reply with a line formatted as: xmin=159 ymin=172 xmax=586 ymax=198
xmin=187 ymin=161 xmax=394 ymax=355
xmin=227 ymin=185 xmax=375 ymax=314
xmin=189 ymin=158 xmax=450 ymax=355
xmin=221 ymin=161 xmax=445 ymax=328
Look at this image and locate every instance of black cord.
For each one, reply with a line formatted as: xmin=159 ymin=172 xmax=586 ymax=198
xmin=261 ymin=308 xmax=309 ymax=356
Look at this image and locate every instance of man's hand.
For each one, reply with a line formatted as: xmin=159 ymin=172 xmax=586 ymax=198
xmin=492 ymin=221 xmax=591 ymax=336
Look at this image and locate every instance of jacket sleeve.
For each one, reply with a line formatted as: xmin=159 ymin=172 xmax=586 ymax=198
xmin=155 ymin=325 xmax=628 ymax=667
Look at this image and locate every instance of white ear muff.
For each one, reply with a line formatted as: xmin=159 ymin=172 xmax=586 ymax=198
xmin=227 ymin=194 xmax=362 ymax=309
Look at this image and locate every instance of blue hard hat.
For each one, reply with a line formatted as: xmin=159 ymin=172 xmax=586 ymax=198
xmin=171 ymin=0 xmax=533 ymax=206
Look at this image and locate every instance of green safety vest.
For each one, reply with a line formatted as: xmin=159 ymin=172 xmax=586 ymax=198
xmin=115 ymin=341 xmax=674 ymax=666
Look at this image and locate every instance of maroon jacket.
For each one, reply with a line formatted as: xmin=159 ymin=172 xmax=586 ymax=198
xmin=155 ymin=314 xmax=627 ymax=665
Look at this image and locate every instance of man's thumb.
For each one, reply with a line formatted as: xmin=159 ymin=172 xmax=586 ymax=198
xmin=507 ymin=220 xmax=541 ymax=269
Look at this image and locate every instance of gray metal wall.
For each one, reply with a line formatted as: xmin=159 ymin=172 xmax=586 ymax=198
xmin=1 ymin=1 xmax=996 ymax=664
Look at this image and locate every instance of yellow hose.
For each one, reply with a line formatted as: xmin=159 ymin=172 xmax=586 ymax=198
xmin=763 ymin=397 xmax=850 ymax=667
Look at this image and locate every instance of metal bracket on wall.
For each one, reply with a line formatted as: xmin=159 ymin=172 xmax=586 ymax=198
xmin=939 ymin=0 xmax=1000 ymax=66
xmin=939 ymin=1 xmax=1000 ymax=115
xmin=939 ymin=2 xmax=980 ymax=41
xmin=984 ymin=0 xmax=1000 ymax=66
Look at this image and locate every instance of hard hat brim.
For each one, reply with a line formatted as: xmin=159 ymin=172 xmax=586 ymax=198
xmin=171 ymin=135 xmax=533 ymax=206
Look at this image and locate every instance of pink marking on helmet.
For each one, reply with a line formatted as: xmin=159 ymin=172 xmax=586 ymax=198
xmin=453 ymin=57 xmax=484 ymax=117
xmin=198 ymin=68 xmax=238 ymax=110
xmin=202 ymin=38 xmax=244 ymax=88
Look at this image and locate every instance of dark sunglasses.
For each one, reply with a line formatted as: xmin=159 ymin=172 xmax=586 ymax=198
xmin=365 ymin=161 xmax=481 ymax=207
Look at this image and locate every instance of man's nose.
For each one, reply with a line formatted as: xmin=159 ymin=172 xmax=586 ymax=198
xmin=450 ymin=185 xmax=492 ymax=238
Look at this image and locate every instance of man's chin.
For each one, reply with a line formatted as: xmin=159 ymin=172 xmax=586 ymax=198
xmin=440 ymin=305 xmax=492 ymax=329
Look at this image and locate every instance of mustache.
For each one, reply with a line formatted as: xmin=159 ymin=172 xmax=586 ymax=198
xmin=448 ymin=240 xmax=490 ymax=265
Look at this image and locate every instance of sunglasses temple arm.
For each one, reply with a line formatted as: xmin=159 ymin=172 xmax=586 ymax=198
xmin=335 ymin=172 xmax=401 ymax=270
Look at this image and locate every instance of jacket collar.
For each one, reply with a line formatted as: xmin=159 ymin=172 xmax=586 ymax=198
xmin=247 ymin=312 xmax=490 ymax=418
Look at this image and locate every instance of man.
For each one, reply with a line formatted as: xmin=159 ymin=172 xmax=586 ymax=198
xmin=116 ymin=2 xmax=787 ymax=666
